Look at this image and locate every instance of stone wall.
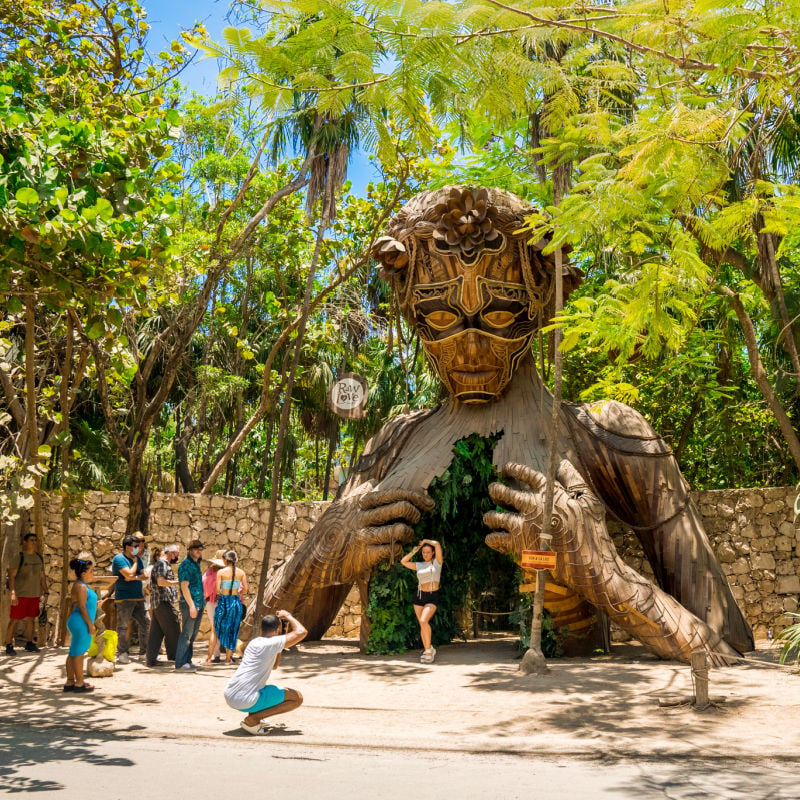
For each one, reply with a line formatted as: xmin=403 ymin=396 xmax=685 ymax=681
xmin=610 ymin=486 xmax=800 ymax=640
xmin=33 ymin=486 xmax=800 ymax=644
xmin=37 ymin=491 xmax=358 ymax=640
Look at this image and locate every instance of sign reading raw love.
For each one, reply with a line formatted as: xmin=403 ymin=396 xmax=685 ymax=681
xmin=328 ymin=372 xmax=369 ymax=419
xmin=521 ymin=550 xmax=557 ymax=570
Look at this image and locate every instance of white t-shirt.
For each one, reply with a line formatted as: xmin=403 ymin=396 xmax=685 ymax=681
xmin=223 ymin=634 xmax=287 ymax=710
xmin=415 ymin=558 xmax=442 ymax=587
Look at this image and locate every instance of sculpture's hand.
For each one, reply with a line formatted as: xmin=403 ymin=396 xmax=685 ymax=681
xmin=274 ymin=488 xmax=434 ymax=592
xmin=346 ymin=489 xmax=435 ymax=580
xmin=484 ymin=460 xmax=740 ymax=665
xmin=483 ymin=460 xmax=591 ymax=562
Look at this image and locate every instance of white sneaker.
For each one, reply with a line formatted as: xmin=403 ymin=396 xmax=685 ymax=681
xmin=117 ymin=653 xmax=131 ymax=665
xmin=178 ymin=663 xmax=199 ymax=672
xmin=420 ymin=648 xmax=434 ymax=664
xmin=240 ymin=720 xmax=270 ymax=736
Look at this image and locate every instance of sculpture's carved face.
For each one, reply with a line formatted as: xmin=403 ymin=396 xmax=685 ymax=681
xmin=412 ymin=253 xmax=540 ymax=403
xmin=374 ymin=187 xmax=565 ymax=404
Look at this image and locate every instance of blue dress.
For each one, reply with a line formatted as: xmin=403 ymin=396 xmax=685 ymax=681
xmin=66 ymin=581 xmax=98 ymax=657
xmin=214 ymin=579 xmax=244 ymax=652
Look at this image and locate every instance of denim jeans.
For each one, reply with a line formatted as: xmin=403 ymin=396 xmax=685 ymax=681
xmin=175 ymin=603 xmax=203 ymax=669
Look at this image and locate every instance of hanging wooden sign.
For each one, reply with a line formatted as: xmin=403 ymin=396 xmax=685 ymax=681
xmin=518 ymin=582 xmax=537 ymax=593
xmin=328 ymin=372 xmax=369 ymax=420
xmin=521 ymin=550 xmax=557 ymax=570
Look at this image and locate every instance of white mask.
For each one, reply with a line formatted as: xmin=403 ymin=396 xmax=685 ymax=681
xmin=132 ymin=547 xmax=140 ymax=556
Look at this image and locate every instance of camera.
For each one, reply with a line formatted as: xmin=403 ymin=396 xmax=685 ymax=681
xmin=280 ymin=617 xmax=289 ymax=634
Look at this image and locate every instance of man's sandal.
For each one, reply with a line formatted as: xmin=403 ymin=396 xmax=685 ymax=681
xmin=63 ymin=684 xmax=76 ymax=692
xmin=73 ymin=683 xmax=95 ymax=693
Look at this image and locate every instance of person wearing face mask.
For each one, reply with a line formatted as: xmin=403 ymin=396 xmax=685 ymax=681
xmin=146 ymin=544 xmax=181 ymax=667
xmin=111 ymin=534 xmax=149 ymax=664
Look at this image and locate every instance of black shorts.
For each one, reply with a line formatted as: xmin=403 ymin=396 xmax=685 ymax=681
xmin=414 ymin=588 xmax=440 ymax=607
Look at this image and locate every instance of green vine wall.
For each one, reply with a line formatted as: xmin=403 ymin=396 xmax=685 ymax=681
xmin=365 ymin=433 xmax=519 ymax=654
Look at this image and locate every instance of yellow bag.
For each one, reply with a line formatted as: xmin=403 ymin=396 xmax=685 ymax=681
xmin=103 ymin=630 xmax=118 ymax=662
xmin=87 ymin=630 xmax=118 ymax=662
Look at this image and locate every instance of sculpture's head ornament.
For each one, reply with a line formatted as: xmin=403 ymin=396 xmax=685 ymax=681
xmin=373 ymin=186 xmax=582 ymax=403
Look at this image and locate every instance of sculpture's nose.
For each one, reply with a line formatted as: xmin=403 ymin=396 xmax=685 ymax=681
xmin=463 ymin=330 xmax=488 ymax=361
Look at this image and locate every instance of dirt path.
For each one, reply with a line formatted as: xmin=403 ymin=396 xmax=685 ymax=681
xmin=2 ymin=637 xmax=798 ymax=760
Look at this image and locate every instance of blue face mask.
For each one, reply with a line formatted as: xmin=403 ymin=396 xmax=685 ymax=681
xmin=132 ymin=547 xmax=140 ymax=556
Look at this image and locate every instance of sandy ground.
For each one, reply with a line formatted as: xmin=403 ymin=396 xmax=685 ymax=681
xmin=2 ymin=635 xmax=799 ymax=762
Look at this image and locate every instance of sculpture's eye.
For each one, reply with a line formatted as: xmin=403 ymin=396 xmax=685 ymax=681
xmin=482 ymin=310 xmax=516 ymax=328
xmin=425 ymin=311 xmax=458 ymax=330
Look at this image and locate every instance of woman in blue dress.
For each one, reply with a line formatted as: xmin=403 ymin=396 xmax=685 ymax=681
xmin=65 ymin=555 xmax=98 ymax=692
xmin=214 ymin=550 xmax=248 ymax=664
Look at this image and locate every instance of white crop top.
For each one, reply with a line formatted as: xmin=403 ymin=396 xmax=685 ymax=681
xmin=415 ymin=558 xmax=442 ymax=587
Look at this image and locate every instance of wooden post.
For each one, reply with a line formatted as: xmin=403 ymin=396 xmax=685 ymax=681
xmin=519 ymin=244 xmax=563 ymax=676
xmin=521 ymin=535 xmax=553 ymax=674
xmin=691 ymin=650 xmax=709 ymax=709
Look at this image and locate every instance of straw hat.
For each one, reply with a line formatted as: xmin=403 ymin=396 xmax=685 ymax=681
xmin=209 ymin=548 xmax=226 ymax=568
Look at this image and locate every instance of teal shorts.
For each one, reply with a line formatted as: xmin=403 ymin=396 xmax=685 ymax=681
xmin=244 ymin=685 xmax=285 ymax=714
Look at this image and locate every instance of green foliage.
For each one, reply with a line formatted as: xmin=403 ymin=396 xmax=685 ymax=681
xmin=0 ymin=0 xmax=190 ymax=317
xmin=775 ymin=614 xmax=800 ymax=666
xmin=366 ymin=433 xmax=516 ymax=654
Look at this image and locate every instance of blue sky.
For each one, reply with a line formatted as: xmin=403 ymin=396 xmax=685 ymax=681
xmin=143 ymin=0 xmax=378 ymax=195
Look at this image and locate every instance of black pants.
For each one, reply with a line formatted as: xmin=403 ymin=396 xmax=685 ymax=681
xmin=146 ymin=602 xmax=180 ymax=666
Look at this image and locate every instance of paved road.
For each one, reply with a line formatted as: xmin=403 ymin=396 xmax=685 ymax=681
xmin=2 ymin=723 xmax=799 ymax=799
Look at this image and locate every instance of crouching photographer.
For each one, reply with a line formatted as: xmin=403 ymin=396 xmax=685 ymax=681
xmin=223 ymin=610 xmax=307 ymax=735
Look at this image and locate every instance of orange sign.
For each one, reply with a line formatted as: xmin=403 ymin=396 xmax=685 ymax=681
xmin=521 ymin=550 xmax=557 ymax=570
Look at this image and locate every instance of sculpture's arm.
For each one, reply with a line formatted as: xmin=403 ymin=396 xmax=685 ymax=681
xmin=484 ymin=461 xmax=740 ymax=665
xmin=260 ymin=410 xmax=435 ymax=638
xmin=565 ymin=400 xmax=753 ymax=653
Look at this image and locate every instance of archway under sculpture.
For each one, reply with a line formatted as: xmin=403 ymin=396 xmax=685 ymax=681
xmin=262 ymin=186 xmax=754 ymax=665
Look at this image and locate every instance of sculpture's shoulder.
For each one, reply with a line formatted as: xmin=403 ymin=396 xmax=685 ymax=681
xmin=337 ymin=407 xmax=437 ymax=496
xmin=563 ymin=400 xmax=672 ymax=457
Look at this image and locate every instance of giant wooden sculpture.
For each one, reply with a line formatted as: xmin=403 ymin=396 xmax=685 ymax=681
xmin=263 ymin=186 xmax=753 ymax=664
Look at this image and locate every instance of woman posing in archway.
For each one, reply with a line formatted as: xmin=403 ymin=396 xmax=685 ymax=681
xmin=401 ymin=539 xmax=444 ymax=663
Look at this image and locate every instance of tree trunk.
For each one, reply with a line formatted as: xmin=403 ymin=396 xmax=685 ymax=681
xmin=57 ymin=313 xmax=74 ymax=646
xmin=674 ymin=397 xmax=703 ymax=463
xmin=24 ymin=295 xmax=42 ymax=540
xmin=126 ymin=446 xmax=152 ymax=536
xmin=757 ymin=227 xmax=800 ymax=398
xmin=173 ymin=416 xmax=196 ymax=493
xmin=721 ymin=286 xmax=800 ymax=472
xmin=322 ymin=423 xmax=338 ymax=501
xmin=520 ymin=245 xmax=563 ymax=675
xmin=253 ymin=209 xmax=330 ymax=626
xmin=256 ymin=412 xmax=275 ymax=500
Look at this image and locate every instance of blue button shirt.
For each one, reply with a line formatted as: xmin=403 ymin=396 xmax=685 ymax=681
xmin=178 ymin=556 xmax=205 ymax=610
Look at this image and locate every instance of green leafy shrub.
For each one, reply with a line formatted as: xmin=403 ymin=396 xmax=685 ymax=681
xmin=510 ymin=591 xmax=564 ymax=659
xmin=366 ymin=433 xmax=518 ymax=654
xmin=776 ymin=613 xmax=800 ymax=665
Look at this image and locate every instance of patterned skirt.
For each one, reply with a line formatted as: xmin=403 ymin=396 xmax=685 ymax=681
xmin=214 ymin=593 xmax=244 ymax=652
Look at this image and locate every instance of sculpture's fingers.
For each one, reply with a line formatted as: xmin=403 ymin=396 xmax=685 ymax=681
xmin=500 ymin=462 xmax=547 ymax=493
xmin=483 ymin=510 xmax=525 ymax=536
xmin=488 ymin=482 xmax=540 ymax=514
xmin=358 ymin=523 xmax=416 ymax=546
xmin=365 ymin=543 xmax=405 ymax=569
xmin=555 ymin=460 xmax=589 ymax=495
xmin=360 ymin=500 xmax=423 ymax=527
xmin=484 ymin=531 xmax=518 ymax=555
xmin=359 ymin=488 xmax=434 ymax=513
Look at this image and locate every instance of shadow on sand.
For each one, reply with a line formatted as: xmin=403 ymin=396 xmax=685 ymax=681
xmin=0 ymin=653 xmax=153 ymax=792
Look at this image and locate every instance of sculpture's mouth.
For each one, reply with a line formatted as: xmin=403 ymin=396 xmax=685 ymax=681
xmin=451 ymin=368 xmax=497 ymax=383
